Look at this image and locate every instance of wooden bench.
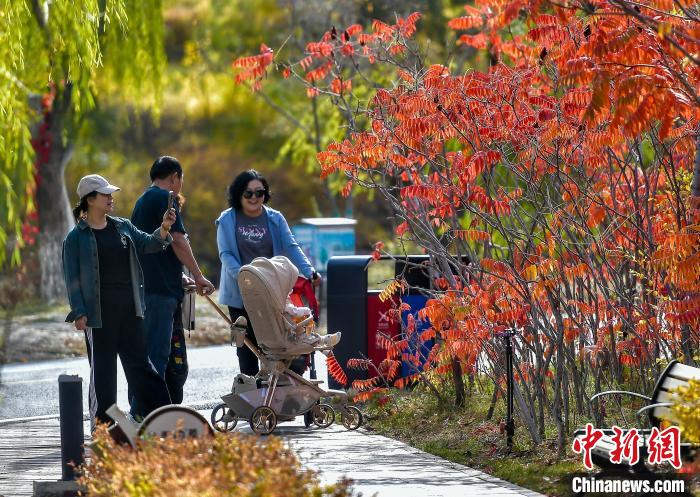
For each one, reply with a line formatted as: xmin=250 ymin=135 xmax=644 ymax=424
xmin=573 ymin=360 xmax=700 ymax=473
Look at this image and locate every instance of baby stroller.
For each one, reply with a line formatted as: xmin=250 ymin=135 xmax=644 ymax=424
xmin=209 ymin=256 xmax=362 ymax=435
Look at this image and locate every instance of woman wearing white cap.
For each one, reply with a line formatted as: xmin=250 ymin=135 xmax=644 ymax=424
xmin=62 ymin=174 xmax=175 ymax=429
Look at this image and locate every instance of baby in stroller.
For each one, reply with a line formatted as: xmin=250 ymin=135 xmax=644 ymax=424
xmin=231 ymin=296 xmax=340 ymax=349
xmin=229 ymin=284 xmax=340 ymax=350
xmin=211 ymin=256 xmax=361 ymax=435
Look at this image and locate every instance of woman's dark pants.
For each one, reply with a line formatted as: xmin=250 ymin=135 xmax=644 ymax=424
xmin=84 ymin=293 xmax=171 ymax=430
xmin=228 ymin=306 xmax=259 ymax=376
xmin=227 ymin=306 xmax=307 ymax=376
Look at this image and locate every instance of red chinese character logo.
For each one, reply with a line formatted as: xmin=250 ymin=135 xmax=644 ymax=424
xmin=647 ymin=426 xmax=681 ymax=469
xmin=572 ymin=423 xmax=604 ymax=470
xmin=610 ymin=426 xmax=640 ymax=465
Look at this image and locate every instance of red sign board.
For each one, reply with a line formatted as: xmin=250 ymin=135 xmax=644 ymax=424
xmin=366 ymin=291 xmax=400 ymax=378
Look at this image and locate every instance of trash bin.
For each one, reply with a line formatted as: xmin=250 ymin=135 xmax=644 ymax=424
xmin=291 ymin=218 xmax=357 ymax=274
xmin=327 ymin=254 xmax=469 ymax=389
xmin=394 ymin=255 xmax=435 ymax=378
xmin=327 ymin=255 xmax=438 ymax=389
xmin=327 ymin=256 xmax=372 ymax=389
xmin=366 ymin=291 xmax=400 ymax=375
xmin=400 ymin=293 xmax=434 ymax=378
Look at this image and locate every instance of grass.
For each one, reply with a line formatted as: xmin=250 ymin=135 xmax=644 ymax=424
xmin=363 ymin=385 xmax=700 ymax=496
xmin=2 ymin=299 xmax=69 ymax=318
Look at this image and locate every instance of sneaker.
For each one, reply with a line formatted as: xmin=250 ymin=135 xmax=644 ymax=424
xmin=298 ymin=333 xmax=321 ymax=346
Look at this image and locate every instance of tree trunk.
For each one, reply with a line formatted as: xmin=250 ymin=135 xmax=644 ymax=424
xmin=514 ymin=380 xmax=542 ymax=444
xmin=486 ymin=386 xmax=499 ymax=421
xmin=681 ymin=324 xmax=695 ymax=366
xmin=37 ymin=85 xmax=74 ymax=303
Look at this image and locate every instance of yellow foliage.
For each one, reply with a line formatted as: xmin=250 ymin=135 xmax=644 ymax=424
xmin=378 ymin=279 xmax=406 ymax=302
xmin=671 ymin=379 xmax=700 ymax=443
xmin=80 ymin=424 xmax=354 ymax=497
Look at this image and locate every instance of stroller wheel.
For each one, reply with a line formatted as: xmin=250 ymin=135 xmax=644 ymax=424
xmin=211 ymin=403 xmax=238 ymax=432
xmin=340 ymin=406 xmax=363 ymax=430
xmin=311 ymin=403 xmax=335 ymax=428
xmin=250 ymin=406 xmax=277 ymax=435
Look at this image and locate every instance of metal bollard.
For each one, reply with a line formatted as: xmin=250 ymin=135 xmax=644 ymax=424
xmin=58 ymin=375 xmax=84 ymax=480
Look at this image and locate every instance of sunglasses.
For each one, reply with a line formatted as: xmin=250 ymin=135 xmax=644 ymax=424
xmin=243 ymin=189 xmax=266 ymax=199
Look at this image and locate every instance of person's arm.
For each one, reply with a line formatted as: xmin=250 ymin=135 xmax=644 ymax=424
xmin=62 ymin=234 xmax=88 ymax=329
xmin=126 ymin=211 xmax=175 ymax=254
xmin=171 ymin=232 xmax=214 ymax=295
xmin=216 ymin=217 xmax=243 ymax=280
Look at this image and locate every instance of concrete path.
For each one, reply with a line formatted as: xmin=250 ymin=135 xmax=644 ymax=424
xmin=258 ymin=418 xmax=545 ymax=497
xmin=0 ymin=412 xmax=544 ymax=497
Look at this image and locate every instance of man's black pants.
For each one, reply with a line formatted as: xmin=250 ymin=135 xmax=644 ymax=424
xmin=165 ymin=303 xmax=188 ymax=404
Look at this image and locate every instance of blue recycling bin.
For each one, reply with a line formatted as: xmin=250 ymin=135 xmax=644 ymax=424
xmin=400 ymin=293 xmax=434 ymax=378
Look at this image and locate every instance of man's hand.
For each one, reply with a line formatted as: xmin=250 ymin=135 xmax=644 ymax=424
xmin=195 ymin=275 xmax=215 ymax=296
xmin=74 ymin=316 xmax=87 ymax=331
xmin=310 ymin=271 xmax=322 ymax=288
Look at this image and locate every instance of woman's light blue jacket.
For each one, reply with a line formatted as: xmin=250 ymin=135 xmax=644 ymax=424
xmin=216 ymin=206 xmax=313 ymax=308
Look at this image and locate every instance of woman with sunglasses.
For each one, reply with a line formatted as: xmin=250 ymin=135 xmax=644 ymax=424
xmin=62 ymin=174 xmax=174 ymax=430
xmin=216 ymin=169 xmax=320 ymax=376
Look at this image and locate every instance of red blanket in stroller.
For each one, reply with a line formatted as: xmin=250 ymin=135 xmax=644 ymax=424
xmin=291 ymin=277 xmax=319 ymax=322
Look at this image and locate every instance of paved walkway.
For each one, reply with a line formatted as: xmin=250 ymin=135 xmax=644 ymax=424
xmin=0 ymin=411 xmax=544 ymax=497
xmin=276 ymin=419 xmax=544 ymax=497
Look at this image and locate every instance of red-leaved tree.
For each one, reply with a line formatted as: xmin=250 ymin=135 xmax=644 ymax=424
xmin=233 ymin=1 xmax=700 ymax=456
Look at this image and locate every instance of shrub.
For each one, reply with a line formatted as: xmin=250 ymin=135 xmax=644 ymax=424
xmin=672 ymin=379 xmax=700 ymax=444
xmin=79 ymin=425 xmax=356 ymax=497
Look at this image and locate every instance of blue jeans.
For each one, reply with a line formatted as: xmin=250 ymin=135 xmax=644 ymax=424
xmin=144 ymin=294 xmax=180 ymax=378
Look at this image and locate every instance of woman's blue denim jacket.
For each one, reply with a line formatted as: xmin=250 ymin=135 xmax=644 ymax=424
xmin=62 ymin=216 xmax=172 ymax=329
xmin=216 ymin=206 xmax=314 ymax=308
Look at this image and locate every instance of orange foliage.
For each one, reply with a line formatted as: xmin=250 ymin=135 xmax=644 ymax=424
xmin=232 ymin=2 xmax=700 ymax=406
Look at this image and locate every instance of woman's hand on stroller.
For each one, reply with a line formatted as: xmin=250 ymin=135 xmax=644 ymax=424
xmin=230 ymin=316 xmax=247 ymax=347
xmin=310 ymin=270 xmax=321 ymax=288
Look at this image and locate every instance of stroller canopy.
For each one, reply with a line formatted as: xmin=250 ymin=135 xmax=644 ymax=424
xmin=238 ymin=256 xmax=312 ymax=355
xmin=243 ymin=256 xmax=299 ymax=312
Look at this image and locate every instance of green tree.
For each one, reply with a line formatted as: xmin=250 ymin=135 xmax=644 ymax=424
xmin=0 ymin=0 xmax=165 ymax=301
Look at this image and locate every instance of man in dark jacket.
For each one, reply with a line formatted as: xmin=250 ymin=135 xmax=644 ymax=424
xmin=131 ymin=156 xmax=215 ymax=403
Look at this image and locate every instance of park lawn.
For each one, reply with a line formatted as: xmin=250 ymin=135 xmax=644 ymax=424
xmin=364 ymin=387 xmax=592 ymax=497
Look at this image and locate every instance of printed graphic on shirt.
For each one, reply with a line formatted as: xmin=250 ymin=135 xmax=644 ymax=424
xmin=236 ymin=211 xmax=273 ymax=266
xmin=238 ymin=225 xmax=268 ymax=244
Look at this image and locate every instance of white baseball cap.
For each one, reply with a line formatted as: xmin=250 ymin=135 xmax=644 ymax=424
xmin=77 ymin=174 xmax=120 ymax=199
